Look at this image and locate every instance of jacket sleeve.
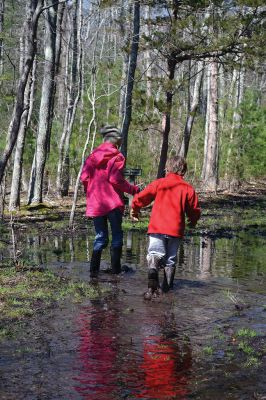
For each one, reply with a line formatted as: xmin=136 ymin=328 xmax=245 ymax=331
xmin=185 ymin=188 xmax=201 ymax=227
xmin=131 ymin=181 xmax=158 ymax=212
xmin=80 ymin=156 xmax=93 ymax=192
xmin=108 ymin=154 xmax=139 ymax=195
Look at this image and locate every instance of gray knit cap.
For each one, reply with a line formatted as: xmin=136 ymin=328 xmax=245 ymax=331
xmin=100 ymin=125 xmax=122 ymax=140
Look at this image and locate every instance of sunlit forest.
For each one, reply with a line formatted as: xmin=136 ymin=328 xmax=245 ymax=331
xmin=0 ymin=0 xmax=265 ymax=214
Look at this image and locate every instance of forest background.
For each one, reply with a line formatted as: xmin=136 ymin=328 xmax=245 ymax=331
xmin=0 ymin=0 xmax=265 ymax=219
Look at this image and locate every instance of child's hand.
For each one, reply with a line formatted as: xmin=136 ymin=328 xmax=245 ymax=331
xmin=130 ymin=209 xmax=140 ymax=222
xmin=136 ymin=182 xmax=145 ymax=191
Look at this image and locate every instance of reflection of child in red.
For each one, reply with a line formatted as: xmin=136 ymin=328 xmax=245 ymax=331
xmin=136 ymin=336 xmax=191 ymax=400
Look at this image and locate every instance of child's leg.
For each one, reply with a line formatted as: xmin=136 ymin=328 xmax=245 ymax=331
xmin=163 ymin=237 xmax=181 ymax=290
xmin=147 ymin=233 xmax=166 ymax=262
xmin=144 ymin=234 xmax=166 ymax=299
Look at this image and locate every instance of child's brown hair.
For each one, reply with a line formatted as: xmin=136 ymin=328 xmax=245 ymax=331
xmin=165 ymin=156 xmax=187 ymax=176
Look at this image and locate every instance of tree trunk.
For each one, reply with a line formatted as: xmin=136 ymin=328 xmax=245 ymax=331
xmin=0 ymin=0 xmax=43 ymax=185
xmin=69 ymin=56 xmax=98 ymax=228
xmin=0 ymin=0 xmax=4 ymax=76
xmin=143 ymin=4 xmax=152 ymax=108
xmin=179 ymin=61 xmax=204 ymax=158
xmin=225 ymin=61 xmax=245 ymax=186
xmin=201 ymin=59 xmax=219 ymax=192
xmin=157 ymin=57 xmax=176 ymax=178
xmin=118 ymin=0 xmax=130 ymax=125
xmin=29 ymin=0 xmax=58 ymax=204
xmin=56 ymin=4 xmax=68 ymax=116
xmin=0 ymin=171 xmax=6 ymax=220
xmin=56 ymin=0 xmax=82 ymax=197
xmin=9 ymin=58 xmax=36 ymax=210
xmin=201 ymin=65 xmax=210 ymax=180
xmin=121 ymin=0 xmax=140 ymax=160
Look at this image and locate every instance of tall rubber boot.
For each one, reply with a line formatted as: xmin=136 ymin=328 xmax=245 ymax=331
xmin=110 ymin=246 xmax=122 ymax=274
xmin=90 ymin=250 xmax=102 ymax=278
xmin=162 ymin=266 xmax=176 ymax=292
xmin=144 ymin=268 xmax=160 ymax=300
xmin=144 ymin=255 xmax=161 ymax=300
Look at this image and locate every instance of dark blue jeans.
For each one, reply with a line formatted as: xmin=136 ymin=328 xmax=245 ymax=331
xmin=93 ymin=208 xmax=123 ymax=251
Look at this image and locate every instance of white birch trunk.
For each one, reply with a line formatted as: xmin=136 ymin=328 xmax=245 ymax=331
xmin=29 ymin=0 xmax=58 ymax=204
xmin=0 ymin=0 xmax=43 ymax=185
xmin=225 ymin=61 xmax=245 ymax=186
xmin=201 ymin=59 xmax=219 ymax=192
xmin=179 ymin=61 xmax=204 ymax=158
xmin=56 ymin=0 xmax=82 ymax=197
xmin=0 ymin=0 xmax=4 ymax=76
xmin=9 ymin=58 xmax=36 ymax=210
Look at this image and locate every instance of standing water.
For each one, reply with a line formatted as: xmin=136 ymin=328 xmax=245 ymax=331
xmin=0 ymin=223 xmax=265 ymax=400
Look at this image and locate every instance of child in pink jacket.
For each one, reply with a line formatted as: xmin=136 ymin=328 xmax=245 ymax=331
xmin=81 ymin=126 xmax=139 ymax=277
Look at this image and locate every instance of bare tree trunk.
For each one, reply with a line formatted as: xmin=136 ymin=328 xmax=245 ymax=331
xmin=201 ymin=59 xmax=219 ymax=192
xmin=29 ymin=0 xmax=58 ymax=204
xmin=56 ymin=4 xmax=68 ymax=116
xmin=225 ymin=61 xmax=245 ymax=185
xmin=118 ymin=0 xmax=130 ymax=125
xmin=201 ymin=64 xmax=210 ymax=180
xmin=9 ymin=58 xmax=36 ymax=210
xmin=69 ymin=70 xmax=97 ymax=228
xmin=121 ymin=0 xmax=140 ymax=159
xmin=218 ymin=63 xmax=225 ymax=133
xmin=119 ymin=52 xmax=129 ymax=125
xmin=56 ymin=0 xmax=82 ymax=197
xmin=0 ymin=0 xmax=4 ymax=76
xmin=179 ymin=61 xmax=204 ymax=158
xmin=0 ymin=171 xmax=6 ymax=219
xmin=0 ymin=0 xmax=43 ymax=185
xmin=143 ymin=4 xmax=152 ymax=107
xmin=157 ymin=57 xmax=176 ymax=178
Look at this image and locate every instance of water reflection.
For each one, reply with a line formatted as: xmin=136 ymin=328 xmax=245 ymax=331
xmin=0 ymin=227 xmax=265 ymax=282
xmin=199 ymin=236 xmax=213 ymax=279
xmin=73 ymin=297 xmax=192 ymax=400
xmin=74 ymin=303 xmax=120 ymax=399
xmin=135 ymin=335 xmax=191 ymax=399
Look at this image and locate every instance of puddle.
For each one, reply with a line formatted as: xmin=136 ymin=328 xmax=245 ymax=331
xmin=0 ymin=223 xmax=265 ymax=399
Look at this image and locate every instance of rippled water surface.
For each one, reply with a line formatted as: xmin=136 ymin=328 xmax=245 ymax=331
xmin=0 ymin=224 xmax=265 ymax=399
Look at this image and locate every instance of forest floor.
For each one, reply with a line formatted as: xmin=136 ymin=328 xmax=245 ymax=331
xmin=2 ymin=178 xmax=265 ymax=235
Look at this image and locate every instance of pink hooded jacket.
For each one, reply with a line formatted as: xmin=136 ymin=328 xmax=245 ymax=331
xmin=80 ymin=142 xmax=139 ymax=217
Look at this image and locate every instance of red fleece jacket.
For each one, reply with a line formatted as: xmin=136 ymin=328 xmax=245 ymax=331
xmin=131 ymin=173 xmax=200 ymax=237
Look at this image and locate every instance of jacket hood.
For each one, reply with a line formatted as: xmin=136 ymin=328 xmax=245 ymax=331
xmin=90 ymin=142 xmax=120 ymax=167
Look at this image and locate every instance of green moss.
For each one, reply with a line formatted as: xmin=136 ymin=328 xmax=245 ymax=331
xmin=122 ymin=217 xmax=149 ymax=231
xmin=238 ymin=341 xmax=255 ymax=355
xmin=244 ymin=356 xmax=261 ymax=369
xmin=202 ymin=346 xmax=214 ymax=355
xmin=0 ymin=267 xmax=101 ymax=340
xmin=237 ymin=328 xmax=258 ymax=338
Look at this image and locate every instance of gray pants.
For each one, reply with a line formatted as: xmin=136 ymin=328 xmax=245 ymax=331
xmin=147 ymin=233 xmax=181 ymax=269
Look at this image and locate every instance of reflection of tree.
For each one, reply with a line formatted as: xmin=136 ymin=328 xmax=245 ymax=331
xmin=199 ymin=236 xmax=214 ymax=279
xmin=69 ymin=236 xmax=74 ymax=262
xmin=125 ymin=230 xmax=133 ymax=262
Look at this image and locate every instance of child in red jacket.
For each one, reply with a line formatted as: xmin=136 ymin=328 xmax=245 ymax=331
xmin=131 ymin=156 xmax=200 ymax=300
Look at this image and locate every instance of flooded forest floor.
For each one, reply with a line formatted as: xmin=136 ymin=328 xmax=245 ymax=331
xmin=0 ymin=181 xmax=266 ymax=400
